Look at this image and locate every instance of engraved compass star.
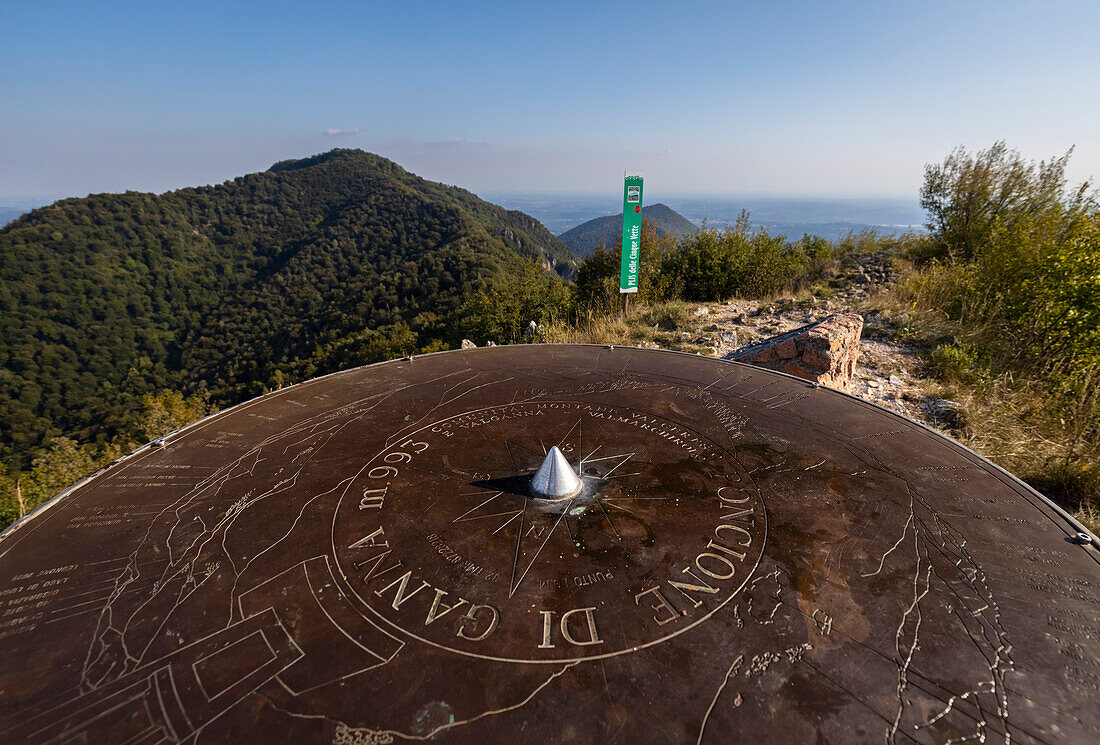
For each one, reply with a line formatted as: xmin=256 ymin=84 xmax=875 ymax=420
xmin=450 ymin=417 xmax=641 ymax=598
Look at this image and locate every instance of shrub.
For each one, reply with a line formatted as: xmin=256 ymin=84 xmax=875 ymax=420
xmin=459 ymin=259 xmax=571 ymax=344
xmin=913 ymin=210 xmax=1100 ymax=379
xmin=911 ymin=143 xmax=1100 ymax=380
xmin=572 ymin=219 xmax=679 ymax=313
xmin=661 ymin=222 xmax=803 ymax=301
xmin=919 ymin=141 xmax=1084 ymax=262
xmin=907 ymin=143 xmax=1100 ymax=526
xmin=799 ymin=234 xmax=831 ymax=261
xmin=572 ymin=244 xmax=621 ymax=313
xmin=929 ymin=342 xmax=980 ymax=383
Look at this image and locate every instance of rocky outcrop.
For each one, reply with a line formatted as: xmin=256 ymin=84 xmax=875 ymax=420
xmin=726 ymin=313 xmax=864 ymax=391
xmin=821 ymin=253 xmax=899 ymax=311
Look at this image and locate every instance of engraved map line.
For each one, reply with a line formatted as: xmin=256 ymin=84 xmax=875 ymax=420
xmin=731 ymin=426 xmax=1027 ymax=745
xmin=832 ymin=442 xmax=1019 ymax=744
xmin=81 ymin=383 xmax=414 ymax=693
xmin=701 ymin=568 xmax=1001 ymax=745
xmin=8 ymin=362 xmax=1069 ymax=743
xmin=258 ymin=660 xmax=582 ymax=743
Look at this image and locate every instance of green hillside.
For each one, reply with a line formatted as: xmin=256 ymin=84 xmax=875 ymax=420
xmin=559 ymin=203 xmax=698 ymax=256
xmin=0 ymin=149 xmax=576 ymax=466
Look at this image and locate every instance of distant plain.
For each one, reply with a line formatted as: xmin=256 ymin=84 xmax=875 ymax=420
xmin=482 ymin=193 xmax=927 ymax=239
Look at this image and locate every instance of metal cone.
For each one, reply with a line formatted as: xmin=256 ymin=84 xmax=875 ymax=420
xmin=530 ymin=446 xmax=582 ymax=499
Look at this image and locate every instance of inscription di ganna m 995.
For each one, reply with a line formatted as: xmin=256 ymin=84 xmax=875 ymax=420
xmin=0 ymin=344 xmax=1096 ymax=745
xmin=331 ymin=400 xmax=767 ymax=662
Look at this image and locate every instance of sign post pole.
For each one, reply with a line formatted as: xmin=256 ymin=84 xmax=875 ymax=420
xmin=619 ymin=171 xmax=643 ymax=316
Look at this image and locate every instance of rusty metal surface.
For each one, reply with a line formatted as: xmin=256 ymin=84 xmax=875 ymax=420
xmin=0 ymin=345 xmax=1096 ymax=744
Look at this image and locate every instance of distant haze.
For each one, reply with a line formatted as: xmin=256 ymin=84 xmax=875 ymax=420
xmin=486 ymin=193 xmax=926 ymax=239
xmin=3 ymin=182 xmax=927 ymax=239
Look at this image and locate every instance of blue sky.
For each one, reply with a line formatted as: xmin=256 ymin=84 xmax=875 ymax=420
xmin=2 ymin=0 xmax=1097 ymax=201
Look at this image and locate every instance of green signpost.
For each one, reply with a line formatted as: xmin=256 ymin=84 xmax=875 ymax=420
xmin=619 ymin=172 xmax=644 ymax=300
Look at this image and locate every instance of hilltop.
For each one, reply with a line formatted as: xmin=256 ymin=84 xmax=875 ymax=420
xmin=559 ymin=203 xmax=697 ymax=256
xmin=0 ymin=149 xmax=576 ymax=465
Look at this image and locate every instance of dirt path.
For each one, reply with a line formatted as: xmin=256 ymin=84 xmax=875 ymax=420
xmin=682 ymin=252 xmax=943 ymax=428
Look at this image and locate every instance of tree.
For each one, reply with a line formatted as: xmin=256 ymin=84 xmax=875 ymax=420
xmin=914 ymin=144 xmax=1100 ymax=378
xmin=660 ymin=214 xmax=802 ymax=301
xmin=458 ymin=259 xmax=571 ymax=344
xmin=572 ymin=219 xmax=679 ymax=313
xmin=920 ymin=142 xmax=1081 ymax=261
xmin=132 ymin=390 xmax=216 ymax=443
xmin=0 ymin=149 xmax=573 ymax=467
xmin=19 ymin=437 xmax=98 ymax=512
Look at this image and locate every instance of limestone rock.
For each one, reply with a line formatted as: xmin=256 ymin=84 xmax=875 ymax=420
xmin=775 ymin=338 xmax=798 ymax=360
xmin=921 ymin=398 xmax=966 ymax=429
xmin=725 ymin=313 xmax=864 ymax=391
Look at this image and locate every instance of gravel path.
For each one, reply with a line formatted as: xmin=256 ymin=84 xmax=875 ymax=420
xmin=681 ymin=252 xmax=945 ymax=428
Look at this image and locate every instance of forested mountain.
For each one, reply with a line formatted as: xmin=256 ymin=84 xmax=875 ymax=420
xmin=0 ymin=149 xmax=576 ymax=466
xmin=560 ymin=203 xmax=698 ymax=256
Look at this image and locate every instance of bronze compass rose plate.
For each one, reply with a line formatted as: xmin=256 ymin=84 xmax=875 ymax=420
xmin=0 ymin=345 xmax=1096 ymax=744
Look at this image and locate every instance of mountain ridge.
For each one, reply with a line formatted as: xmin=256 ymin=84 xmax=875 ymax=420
xmin=0 ymin=149 xmax=575 ymax=465
xmin=559 ymin=203 xmax=697 ymax=256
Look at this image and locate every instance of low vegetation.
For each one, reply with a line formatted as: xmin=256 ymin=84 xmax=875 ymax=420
xmin=0 ymin=390 xmax=215 ymax=527
xmin=892 ymin=143 xmax=1099 ymax=531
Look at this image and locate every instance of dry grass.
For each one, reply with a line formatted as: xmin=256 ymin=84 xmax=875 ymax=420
xmin=868 ymin=262 xmax=1100 ymax=534
xmin=1076 ymin=503 xmax=1100 ymax=535
xmin=931 ymin=376 xmax=1100 ymax=517
xmin=540 ymin=301 xmax=713 ymax=355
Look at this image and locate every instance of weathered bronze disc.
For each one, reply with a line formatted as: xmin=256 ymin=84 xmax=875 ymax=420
xmin=0 ymin=345 xmax=1096 ymax=744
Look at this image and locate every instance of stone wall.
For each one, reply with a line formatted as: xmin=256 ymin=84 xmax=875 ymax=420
xmin=725 ymin=313 xmax=863 ymax=391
